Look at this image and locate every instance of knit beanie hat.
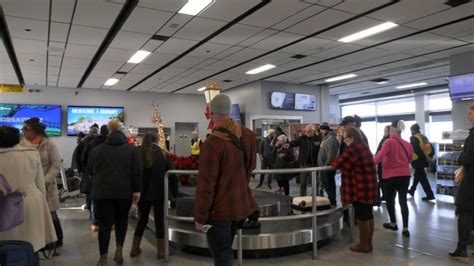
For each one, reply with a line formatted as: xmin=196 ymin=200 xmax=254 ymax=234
xmin=210 ymin=94 xmax=231 ymax=115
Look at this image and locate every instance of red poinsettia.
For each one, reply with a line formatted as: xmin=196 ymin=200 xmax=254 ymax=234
xmin=169 ymin=153 xmax=199 ymax=185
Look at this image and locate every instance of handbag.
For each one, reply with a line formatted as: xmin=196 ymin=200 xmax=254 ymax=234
xmin=0 ymin=173 xmax=25 ymax=231
xmin=455 ymin=166 xmax=464 ymax=185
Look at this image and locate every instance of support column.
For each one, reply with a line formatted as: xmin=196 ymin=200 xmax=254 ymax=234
xmin=414 ymin=94 xmax=429 ymax=135
xmin=450 ymin=52 xmax=474 ymax=130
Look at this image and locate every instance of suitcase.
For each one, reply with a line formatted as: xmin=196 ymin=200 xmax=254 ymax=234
xmin=290 ymin=196 xmax=332 ymax=214
xmin=0 ymin=240 xmax=38 ymax=266
xmin=175 ymin=196 xmax=195 ymax=217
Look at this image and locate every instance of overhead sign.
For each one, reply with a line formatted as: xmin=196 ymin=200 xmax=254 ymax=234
xmin=0 ymin=84 xmax=23 ymax=93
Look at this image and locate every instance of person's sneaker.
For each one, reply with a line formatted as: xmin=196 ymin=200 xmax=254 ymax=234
xmin=421 ymin=196 xmax=436 ymax=201
xmin=255 ymin=183 xmax=263 ymax=189
xmin=449 ymin=249 xmax=469 ymax=264
xmin=402 ymin=229 xmax=410 ymax=238
xmin=383 ymin=223 xmax=398 ymax=231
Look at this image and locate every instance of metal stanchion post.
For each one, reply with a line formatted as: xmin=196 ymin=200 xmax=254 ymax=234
xmin=237 ymin=229 xmax=243 ymax=266
xmin=348 ymin=204 xmax=355 ymax=243
xmin=311 ymin=170 xmax=318 ymax=260
xmin=164 ymin=172 xmax=170 ymax=261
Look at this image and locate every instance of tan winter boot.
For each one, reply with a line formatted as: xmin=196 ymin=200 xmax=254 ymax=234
xmin=368 ymin=219 xmax=374 ymax=252
xmin=129 ymin=236 xmax=142 ymax=257
xmin=350 ymin=220 xmax=371 ymax=253
xmin=97 ymin=254 xmax=108 ymax=266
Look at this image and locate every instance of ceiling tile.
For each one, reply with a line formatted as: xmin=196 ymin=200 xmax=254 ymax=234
xmin=238 ymin=29 xmax=279 ymax=47
xmin=376 ymin=33 xmax=449 ymax=53
xmin=48 ymin=55 xmax=62 ymax=67
xmin=280 ymin=37 xmax=336 ymax=54
xmin=6 ymin=16 xmax=48 ymax=41
xmin=17 ymin=53 xmax=47 ymax=66
xmin=240 ymin=0 xmax=312 ymax=28
xmin=68 ymin=25 xmax=108 ymax=46
xmin=173 ymin=17 xmax=227 ymax=41
xmin=154 ymin=38 xmax=199 ymax=55
xmin=188 ymin=42 xmax=233 ymax=58
xmin=405 ymin=2 xmax=474 ymax=30
xmin=109 ymin=31 xmax=150 ymax=50
xmin=310 ymin=43 xmax=362 ymax=59
xmin=64 ymin=44 xmax=98 ymax=59
xmin=121 ymin=7 xmax=174 ymax=34
xmin=285 ymin=9 xmax=353 ymax=35
xmin=2 ymin=0 xmax=49 ymax=21
xmin=51 ymin=0 xmax=75 ymax=23
xmin=404 ymin=39 xmax=469 ymax=56
xmin=251 ymin=31 xmax=304 ymax=51
xmin=332 ymin=0 xmax=390 ymax=14
xmin=155 ymin=13 xmax=193 ymax=37
xmin=61 ymin=57 xmax=90 ymax=69
xmin=224 ymin=47 xmax=268 ymax=62
xmin=50 ymin=22 xmax=70 ymax=43
xmin=171 ymin=56 xmax=207 ymax=68
xmin=137 ymin=0 xmax=187 ymax=12
xmin=142 ymin=52 xmax=176 ymax=66
xmin=12 ymin=38 xmax=47 ymax=55
xmin=73 ymin=1 xmax=123 ymax=29
xmin=211 ymin=24 xmax=264 ymax=45
xmin=95 ymin=60 xmax=125 ymax=71
xmin=200 ymin=0 xmax=259 ymax=22
xmin=102 ymin=47 xmax=136 ymax=62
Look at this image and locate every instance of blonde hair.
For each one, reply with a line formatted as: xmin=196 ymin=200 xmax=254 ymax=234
xmin=277 ymin=134 xmax=287 ymax=142
xmin=108 ymin=119 xmax=121 ymax=132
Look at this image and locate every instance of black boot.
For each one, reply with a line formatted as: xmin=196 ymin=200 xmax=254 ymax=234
xmin=449 ymin=246 xmax=469 ymax=264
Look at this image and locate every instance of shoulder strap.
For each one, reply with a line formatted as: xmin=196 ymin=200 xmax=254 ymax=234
xmin=215 ymin=127 xmax=249 ymax=171
xmin=394 ymin=138 xmax=411 ymax=160
xmin=0 ymin=173 xmax=12 ymax=194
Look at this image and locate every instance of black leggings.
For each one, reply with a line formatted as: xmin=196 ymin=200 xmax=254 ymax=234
xmin=96 ymin=198 xmax=132 ymax=255
xmin=134 ymin=200 xmax=165 ymax=239
xmin=51 ymin=211 xmax=63 ymax=246
xmin=276 ymin=179 xmax=289 ymax=195
xmin=383 ymin=176 xmax=410 ymax=228
xmin=352 ymin=202 xmax=373 ymax=221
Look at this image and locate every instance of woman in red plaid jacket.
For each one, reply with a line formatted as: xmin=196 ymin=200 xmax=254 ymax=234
xmin=331 ymin=128 xmax=378 ymax=253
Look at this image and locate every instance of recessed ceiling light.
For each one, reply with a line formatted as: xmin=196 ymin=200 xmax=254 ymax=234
xmin=338 ymin=22 xmax=398 ymax=43
xmin=325 ymin=73 xmax=357 ymax=82
xmin=127 ymin=50 xmax=151 ymax=64
xmin=395 ymin=82 xmax=428 ymax=89
xmin=104 ymin=78 xmax=119 ymax=86
xmin=178 ymin=0 xmax=214 ymax=16
xmin=197 ymin=86 xmax=206 ymax=92
xmin=377 ymin=81 xmax=388 ymax=84
xmin=246 ymin=64 xmax=276 ymax=75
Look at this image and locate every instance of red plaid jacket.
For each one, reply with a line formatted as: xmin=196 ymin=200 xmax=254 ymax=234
xmin=331 ymin=141 xmax=378 ymax=205
xmin=194 ymin=119 xmax=257 ymax=224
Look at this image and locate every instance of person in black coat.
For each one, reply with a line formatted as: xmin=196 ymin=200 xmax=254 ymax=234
xmin=408 ymin=124 xmax=435 ymax=201
xmin=376 ymin=125 xmax=390 ymax=202
xmin=129 ymin=132 xmax=176 ymax=259
xmin=82 ymin=125 xmax=109 ymax=231
xmin=287 ymin=124 xmax=321 ymax=196
xmin=89 ymin=120 xmax=142 ymax=265
xmin=450 ymin=104 xmax=474 ymax=263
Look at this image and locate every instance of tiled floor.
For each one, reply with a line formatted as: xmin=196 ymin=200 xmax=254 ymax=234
xmin=42 ymin=175 xmax=468 ymax=265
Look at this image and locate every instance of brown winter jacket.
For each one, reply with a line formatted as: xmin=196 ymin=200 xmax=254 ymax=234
xmin=194 ymin=118 xmax=257 ymax=224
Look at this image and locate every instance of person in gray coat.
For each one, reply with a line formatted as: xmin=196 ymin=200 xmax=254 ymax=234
xmin=450 ymin=104 xmax=474 ymax=263
xmin=317 ymin=123 xmax=340 ymax=206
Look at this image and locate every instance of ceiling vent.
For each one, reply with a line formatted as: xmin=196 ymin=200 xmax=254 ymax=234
xmin=151 ymin=35 xmax=170 ymax=41
xmin=115 ymin=71 xmax=128 ymax=75
xmin=444 ymin=0 xmax=470 ymax=7
xmin=370 ymin=78 xmax=389 ymax=83
xmin=222 ymin=79 xmax=233 ymax=83
xmin=291 ymin=54 xmax=307 ymax=59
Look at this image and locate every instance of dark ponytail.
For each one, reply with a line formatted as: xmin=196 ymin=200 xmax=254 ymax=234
xmin=24 ymin=117 xmax=47 ymax=138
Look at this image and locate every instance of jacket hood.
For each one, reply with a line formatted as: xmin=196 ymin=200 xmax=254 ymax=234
xmin=0 ymin=144 xmax=36 ymax=153
xmin=105 ymin=131 xmax=128 ymax=145
xmin=212 ymin=118 xmax=242 ymax=141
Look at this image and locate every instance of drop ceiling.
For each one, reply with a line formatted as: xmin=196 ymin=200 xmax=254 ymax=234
xmin=0 ymin=0 xmax=472 ymax=100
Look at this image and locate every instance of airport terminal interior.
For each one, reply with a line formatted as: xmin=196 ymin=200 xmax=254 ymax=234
xmin=0 ymin=0 xmax=474 ymax=265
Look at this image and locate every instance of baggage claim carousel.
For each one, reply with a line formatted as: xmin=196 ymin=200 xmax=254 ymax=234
xmin=134 ymin=186 xmax=346 ymax=258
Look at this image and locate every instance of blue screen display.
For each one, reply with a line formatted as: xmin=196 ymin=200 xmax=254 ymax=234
xmin=67 ymin=106 xmax=124 ymax=136
xmin=449 ymin=73 xmax=474 ymax=101
xmin=230 ymin=104 xmax=242 ymax=124
xmin=0 ymin=104 xmax=62 ymax=137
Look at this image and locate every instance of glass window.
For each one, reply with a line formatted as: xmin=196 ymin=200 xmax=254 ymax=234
xmin=429 ymin=93 xmax=452 ymax=111
xmin=376 ymin=98 xmax=415 ymax=116
xmin=341 ymin=102 xmax=376 ymax=118
xmin=360 ymin=121 xmax=377 ymax=153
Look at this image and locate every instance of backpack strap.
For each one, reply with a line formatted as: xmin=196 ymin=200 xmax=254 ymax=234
xmin=215 ymin=127 xmax=249 ymax=172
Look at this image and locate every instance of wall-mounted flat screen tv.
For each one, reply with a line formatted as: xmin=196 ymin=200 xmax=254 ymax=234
xmin=0 ymin=104 xmax=62 ymax=137
xmin=294 ymin=93 xmax=317 ymax=111
xmin=270 ymin=92 xmax=295 ymax=110
xmin=230 ymin=103 xmax=242 ymax=124
xmin=449 ymin=73 xmax=474 ymax=101
xmin=67 ymin=106 xmax=124 ymax=136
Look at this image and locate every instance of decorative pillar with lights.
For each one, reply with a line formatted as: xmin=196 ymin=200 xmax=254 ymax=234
xmin=202 ymin=80 xmax=221 ymax=129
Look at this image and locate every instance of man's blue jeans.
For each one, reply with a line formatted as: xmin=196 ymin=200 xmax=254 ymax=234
xmin=206 ymin=220 xmax=241 ymax=266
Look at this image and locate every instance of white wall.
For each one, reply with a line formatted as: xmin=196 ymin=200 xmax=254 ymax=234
xmin=450 ymin=51 xmax=474 ymax=130
xmin=224 ymin=80 xmax=262 ymax=127
xmin=1 ymin=87 xmax=210 ymax=167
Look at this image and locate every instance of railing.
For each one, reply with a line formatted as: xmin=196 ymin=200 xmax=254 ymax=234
xmin=163 ymin=167 xmax=355 ymax=265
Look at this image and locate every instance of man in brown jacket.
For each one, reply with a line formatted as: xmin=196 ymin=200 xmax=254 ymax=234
xmin=194 ymin=94 xmax=257 ymax=266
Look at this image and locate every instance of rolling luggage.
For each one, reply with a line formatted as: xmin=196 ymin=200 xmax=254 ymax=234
xmin=290 ymin=196 xmax=332 ymax=214
xmin=0 ymin=240 xmax=38 ymax=266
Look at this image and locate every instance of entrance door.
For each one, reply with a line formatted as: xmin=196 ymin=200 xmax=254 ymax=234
xmin=174 ymin=122 xmax=198 ymax=156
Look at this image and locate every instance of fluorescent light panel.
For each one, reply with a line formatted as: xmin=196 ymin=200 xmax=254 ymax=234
xmin=246 ymin=64 xmax=276 ymax=75
xmin=338 ymin=22 xmax=398 ymax=43
xmin=127 ymin=50 xmax=151 ymax=64
xmin=395 ymin=82 xmax=428 ymax=89
xmin=197 ymin=86 xmax=206 ymax=92
xmin=377 ymin=81 xmax=388 ymax=85
xmin=104 ymin=78 xmax=119 ymax=86
xmin=178 ymin=0 xmax=214 ymax=16
xmin=325 ymin=73 xmax=357 ymax=82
